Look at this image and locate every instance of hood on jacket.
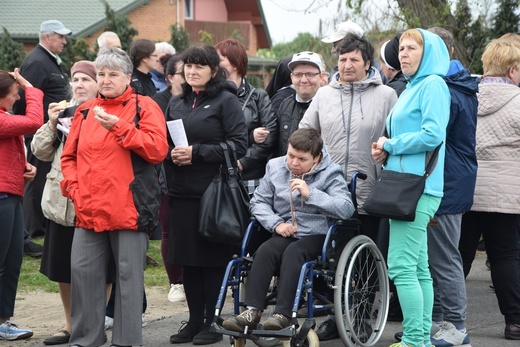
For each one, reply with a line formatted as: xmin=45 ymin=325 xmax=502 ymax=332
xmin=444 ymin=67 xmax=479 ymax=97
xmin=284 ymin=147 xmax=332 ymax=179
xmin=408 ymin=29 xmax=450 ymax=84
xmin=478 ymin=82 xmax=520 ymax=116
xmin=330 ymin=66 xmax=383 ymax=90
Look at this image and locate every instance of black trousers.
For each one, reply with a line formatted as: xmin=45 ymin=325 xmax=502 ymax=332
xmin=245 ymin=234 xmax=325 ymax=317
xmin=459 ymin=211 xmax=520 ymax=324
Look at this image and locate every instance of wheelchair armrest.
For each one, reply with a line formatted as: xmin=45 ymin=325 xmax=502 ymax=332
xmin=321 ymin=218 xmax=362 ymax=266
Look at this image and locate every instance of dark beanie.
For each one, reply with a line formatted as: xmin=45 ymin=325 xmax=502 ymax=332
xmin=71 ymin=60 xmax=96 ymax=81
xmin=383 ymin=33 xmax=402 ymax=71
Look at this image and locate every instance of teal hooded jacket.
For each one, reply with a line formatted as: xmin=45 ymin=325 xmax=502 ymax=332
xmin=382 ymin=29 xmax=450 ymax=198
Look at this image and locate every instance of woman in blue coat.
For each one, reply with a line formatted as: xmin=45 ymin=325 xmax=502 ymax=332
xmin=371 ymin=29 xmax=450 ymax=347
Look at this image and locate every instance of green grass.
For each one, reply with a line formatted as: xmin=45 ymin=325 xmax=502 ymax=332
xmin=18 ymin=238 xmax=169 ymax=293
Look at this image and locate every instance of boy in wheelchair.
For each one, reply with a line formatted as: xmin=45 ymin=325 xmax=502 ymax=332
xmin=222 ymin=128 xmax=355 ymax=332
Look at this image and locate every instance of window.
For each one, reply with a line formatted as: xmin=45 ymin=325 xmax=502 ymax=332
xmin=184 ymin=0 xmax=193 ymax=19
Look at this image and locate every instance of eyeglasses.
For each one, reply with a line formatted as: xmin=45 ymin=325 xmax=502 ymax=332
xmin=292 ymin=72 xmax=321 ymax=79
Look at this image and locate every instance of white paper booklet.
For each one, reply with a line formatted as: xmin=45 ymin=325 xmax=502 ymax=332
xmin=166 ymin=119 xmax=188 ymax=147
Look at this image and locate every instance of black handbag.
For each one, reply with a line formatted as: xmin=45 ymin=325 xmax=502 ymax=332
xmin=363 ymin=144 xmax=441 ymax=222
xmin=198 ymin=141 xmax=250 ymax=244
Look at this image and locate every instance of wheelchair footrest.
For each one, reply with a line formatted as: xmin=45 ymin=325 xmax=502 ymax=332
xmin=211 ymin=322 xmax=295 ymax=340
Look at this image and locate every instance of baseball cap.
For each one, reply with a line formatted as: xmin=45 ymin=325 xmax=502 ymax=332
xmin=288 ymin=51 xmax=323 ymax=72
xmin=40 ymin=20 xmax=72 ymax=35
xmin=321 ymin=20 xmax=364 ymax=43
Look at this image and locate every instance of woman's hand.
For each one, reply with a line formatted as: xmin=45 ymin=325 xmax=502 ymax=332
xmin=372 ymin=136 xmax=388 ymax=164
xmin=23 ymin=163 xmax=37 ymax=182
xmin=9 ymin=68 xmax=33 ymax=90
xmin=253 ymin=127 xmax=270 ymax=143
xmin=171 ymin=146 xmax=193 ymax=166
xmin=290 ymin=178 xmax=310 ymax=199
xmin=93 ymin=106 xmax=119 ymax=130
xmin=275 ymin=222 xmax=297 ymax=238
xmin=47 ymin=102 xmax=66 ymax=131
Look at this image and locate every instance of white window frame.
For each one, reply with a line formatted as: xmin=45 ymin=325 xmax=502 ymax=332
xmin=184 ymin=0 xmax=193 ymax=19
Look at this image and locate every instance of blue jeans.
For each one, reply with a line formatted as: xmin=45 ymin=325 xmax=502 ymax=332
xmin=388 ymin=194 xmax=441 ymax=347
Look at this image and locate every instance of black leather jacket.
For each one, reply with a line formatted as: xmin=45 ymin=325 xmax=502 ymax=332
xmin=275 ymin=95 xmax=312 ymax=157
xmin=237 ymin=78 xmax=278 ymax=180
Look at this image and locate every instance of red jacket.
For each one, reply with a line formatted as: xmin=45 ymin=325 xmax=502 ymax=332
xmin=60 ymin=87 xmax=168 ymax=232
xmin=0 ymin=87 xmax=43 ymax=196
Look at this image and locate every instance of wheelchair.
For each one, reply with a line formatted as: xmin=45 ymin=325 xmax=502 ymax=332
xmin=210 ymin=172 xmax=389 ymax=347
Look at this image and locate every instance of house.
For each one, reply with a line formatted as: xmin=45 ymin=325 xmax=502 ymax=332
xmin=0 ymin=0 xmax=271 ymax=54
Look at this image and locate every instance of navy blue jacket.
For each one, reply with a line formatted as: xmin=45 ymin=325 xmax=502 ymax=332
xmin=437 ymin=64 xmax=479 ymax=214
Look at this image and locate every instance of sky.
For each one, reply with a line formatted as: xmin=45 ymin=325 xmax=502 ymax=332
xmin=259 ymin=0 xmax=342 ymax=45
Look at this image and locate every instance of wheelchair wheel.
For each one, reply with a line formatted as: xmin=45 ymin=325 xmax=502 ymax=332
xmin=281 ymin=328 xmax=319 ymax=347
xmin=334 ymin=235 xmax=389 ymax=347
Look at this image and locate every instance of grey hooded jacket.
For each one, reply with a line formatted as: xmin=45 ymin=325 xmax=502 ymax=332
xmin=250 ymin=148 xmax=354 ymax=238
xmin=299 ymin=67 xmax=397 ymax=213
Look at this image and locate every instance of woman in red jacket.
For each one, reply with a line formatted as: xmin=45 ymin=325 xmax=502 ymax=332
xmin=60 ymin=47 xmax=168 ymax=347
xmin=0 ymin=68 xmax=43 ymax=341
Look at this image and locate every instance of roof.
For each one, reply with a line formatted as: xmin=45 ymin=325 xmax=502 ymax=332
xmin=0 ymin=0 xmax=148 ymax=40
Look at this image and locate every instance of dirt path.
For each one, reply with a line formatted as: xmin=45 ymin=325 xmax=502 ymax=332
xmin=9 ymin=286 xmax=188 ymax=346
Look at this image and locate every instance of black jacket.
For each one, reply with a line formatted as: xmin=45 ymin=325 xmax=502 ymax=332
xmin=275 ymin=95 xmax=312 ymax=157
xmin=166 ymin=88 xmax=248 ymax=198
xmin=131 ymin=68 xmax=157 ymax=97
xmin=13 ymin=45 xmax=69 ymax=130
xmin=237 ymin=78 xmax=278 ymax=180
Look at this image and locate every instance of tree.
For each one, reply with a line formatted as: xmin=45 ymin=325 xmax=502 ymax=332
xmin=102 ymin=0 xmax=138 ymax=51
xmin=0 ymin=27 xmax=26 ymax=70
xmin=169 ymin=24 xmax=189 ymax=53
xmin=72 ymin=38 xmax=97 ymax=62
xmin=198 ymin=30 xmax=214 ymax=45
xmin=492 ymin=0 xmax=520 ymax=37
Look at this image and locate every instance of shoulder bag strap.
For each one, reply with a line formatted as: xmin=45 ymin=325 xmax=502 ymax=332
xmin=219 ymin=142 xmax=235 ymax=176
xmin=241 ymin=87 xmax=255 ymax=112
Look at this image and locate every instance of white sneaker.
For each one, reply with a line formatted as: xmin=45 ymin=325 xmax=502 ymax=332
xmin=104 ymin=316 xmax=113 ymax=330
xmin=430 ymin=321 xmax=471 ymax=347
xmin=105 ymin=314 xmax=147 ymax=329
xmin=168 ymin=284 xmax=186 ymax=303
xmin=0 ymin=321 xmax=33 ymax=340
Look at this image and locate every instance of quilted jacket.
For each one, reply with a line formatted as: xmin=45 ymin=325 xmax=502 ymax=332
xmin=471 ymin=79 xmax=520 ymax=214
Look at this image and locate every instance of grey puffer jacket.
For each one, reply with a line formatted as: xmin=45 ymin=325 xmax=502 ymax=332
xmin=300 ymin=67 xmax=397 ymax=213
xmin=250 ymin=148 xmax=354 ymax=238
xmin=472 ymin=79 xmax=520 ymax=214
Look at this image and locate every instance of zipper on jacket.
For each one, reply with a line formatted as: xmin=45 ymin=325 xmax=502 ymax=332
xmin=192 ymin=91 xmax=199 ymax=109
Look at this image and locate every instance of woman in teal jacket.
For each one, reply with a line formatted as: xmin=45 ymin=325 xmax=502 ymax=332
xmin=372 ymin=29 xmax=450 ymax=347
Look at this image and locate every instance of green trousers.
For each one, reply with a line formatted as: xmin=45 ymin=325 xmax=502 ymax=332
xmin=387 ymin=194 xmax=441 ymax=347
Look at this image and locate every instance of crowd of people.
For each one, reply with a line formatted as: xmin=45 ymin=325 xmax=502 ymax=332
xmin=1 ymin=16 xmax=520 ymax=347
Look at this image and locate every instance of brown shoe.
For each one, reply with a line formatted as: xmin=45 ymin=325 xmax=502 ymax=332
xmin=263 ymin=313 xmax=291 ymax=330
xmin=222 ymin=309 xmax=261 ymax=332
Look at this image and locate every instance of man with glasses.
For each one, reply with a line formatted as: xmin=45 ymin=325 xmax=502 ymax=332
xmin=275 ymin=51 xmax=324 ymax=157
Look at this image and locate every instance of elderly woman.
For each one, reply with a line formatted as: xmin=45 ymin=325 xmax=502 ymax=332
xmin=166 ymin=44 xmax=248 ymax=345
xmin=0 ymin=69 xmax=41 ymax=341
xmin=299 ymin=33 xmax=397 ymax=340
xmin=60 ymin=47 xmax=168 ymax=347
xmin=458 ymin=37 xmax=520 ymax=341
xmin=215 ymin=38 xmax=278 ymax=195
xmin=372 ymin=29 xmax=450 ymax=347
xmin=31 ymin=61 xmax=100 ymax=345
